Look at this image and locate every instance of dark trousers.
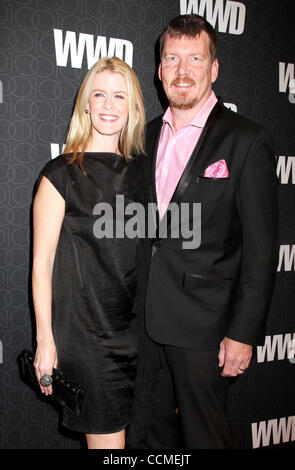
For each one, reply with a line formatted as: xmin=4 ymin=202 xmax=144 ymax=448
xmin=126 ymin=329 xmax=234 ymax=449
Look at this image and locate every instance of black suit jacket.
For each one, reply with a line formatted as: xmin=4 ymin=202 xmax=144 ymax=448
xmin=130 ymin=99 xmax=278 ymax=350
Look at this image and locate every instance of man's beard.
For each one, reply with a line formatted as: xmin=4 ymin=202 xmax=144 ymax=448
xmin=168 ymin=77 xmax=197 ymax=110
xmin=169 ymin=95 xmax=199 ymax=110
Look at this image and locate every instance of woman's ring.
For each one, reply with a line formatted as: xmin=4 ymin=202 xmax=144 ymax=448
xmin=40 ymin=374 xmax=53 ymax=387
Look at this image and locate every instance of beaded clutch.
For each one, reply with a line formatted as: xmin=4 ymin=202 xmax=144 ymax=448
xmin=18 ymin=349 xmax=84 ymax=416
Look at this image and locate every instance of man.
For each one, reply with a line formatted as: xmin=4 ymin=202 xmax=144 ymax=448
xmin=127 ymin=14 xmax=278 ymax=449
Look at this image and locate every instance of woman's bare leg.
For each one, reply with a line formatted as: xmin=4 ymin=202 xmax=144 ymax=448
xmin=85 ymin=429 xmax=125 ymax=449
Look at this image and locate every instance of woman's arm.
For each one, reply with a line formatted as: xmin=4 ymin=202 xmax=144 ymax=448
xmin=32 ymin=176 xmax=65 ymax=395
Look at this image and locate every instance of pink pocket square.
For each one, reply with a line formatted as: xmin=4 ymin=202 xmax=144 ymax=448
xmin=204 ymin=159 xmax=229 ymax=178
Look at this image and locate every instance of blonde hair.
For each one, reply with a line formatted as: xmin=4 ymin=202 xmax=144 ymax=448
xmin=63 ymin=57 xmax=145 ymax=169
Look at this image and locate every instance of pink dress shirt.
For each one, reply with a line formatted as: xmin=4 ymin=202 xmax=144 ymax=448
xmin=155 ymin=91 xmax=218 ymax=218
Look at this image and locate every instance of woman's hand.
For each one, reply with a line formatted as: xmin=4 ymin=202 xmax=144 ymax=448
xmin=34 ymin=339 xmax=58 ymax=396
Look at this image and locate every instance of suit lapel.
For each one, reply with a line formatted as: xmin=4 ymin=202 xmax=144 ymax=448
xmin=169 ymin=101 xmax=222 ymax=206
xmin=147 ymin=101 xmax=222 ymax=237
xmin=156 ymin=101 xmax=222 ymax=236
xmin=144 ymin=118 xmax=162 ymax=238
xmin=147 ymin=118 xmax=162 ymax=205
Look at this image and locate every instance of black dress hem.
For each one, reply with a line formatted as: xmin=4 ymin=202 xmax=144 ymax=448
xmin=61 ymin=420 xmax=130 ymax=435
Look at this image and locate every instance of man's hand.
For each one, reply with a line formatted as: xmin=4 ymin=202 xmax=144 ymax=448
xmin=218 ymin=337 xmax=253 ymax=377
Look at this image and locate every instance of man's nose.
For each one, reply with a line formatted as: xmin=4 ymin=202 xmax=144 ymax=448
xmin=177 ymin=57 xmax=190 ymax=75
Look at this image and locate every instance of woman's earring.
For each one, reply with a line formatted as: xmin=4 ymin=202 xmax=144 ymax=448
xmin=85 ymin=109 xmax=89 ymax=114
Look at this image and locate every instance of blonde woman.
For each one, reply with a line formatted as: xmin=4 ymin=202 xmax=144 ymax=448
xmin=32 ymin=57 xmax=145 ymax=449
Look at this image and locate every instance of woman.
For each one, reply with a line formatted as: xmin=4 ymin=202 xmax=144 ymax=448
xmin=32 ymin=57 xmax=145 ymax=449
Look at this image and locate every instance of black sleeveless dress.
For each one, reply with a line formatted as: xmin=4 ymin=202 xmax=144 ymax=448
xmin=38 ymin=152 xmax=138 ymax=434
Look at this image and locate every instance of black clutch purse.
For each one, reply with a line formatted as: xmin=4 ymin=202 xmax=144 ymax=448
xmin=18 ymin=349 xmax=85 ymax=417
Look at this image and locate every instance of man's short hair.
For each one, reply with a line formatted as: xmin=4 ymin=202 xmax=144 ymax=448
xmin=159 ymin=14 xmax=217 ymax=63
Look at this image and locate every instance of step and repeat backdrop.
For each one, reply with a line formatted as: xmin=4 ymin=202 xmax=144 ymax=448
xmin=1 ymin=0 xmax=295 ymax=449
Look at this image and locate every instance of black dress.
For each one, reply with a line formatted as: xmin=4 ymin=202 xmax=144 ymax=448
xmin=38 ymin=152 xmax=138 ymax=434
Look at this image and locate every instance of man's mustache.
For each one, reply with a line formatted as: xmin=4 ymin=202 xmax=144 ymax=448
xmin=170 ymin=77 xmax=196 ymax=87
